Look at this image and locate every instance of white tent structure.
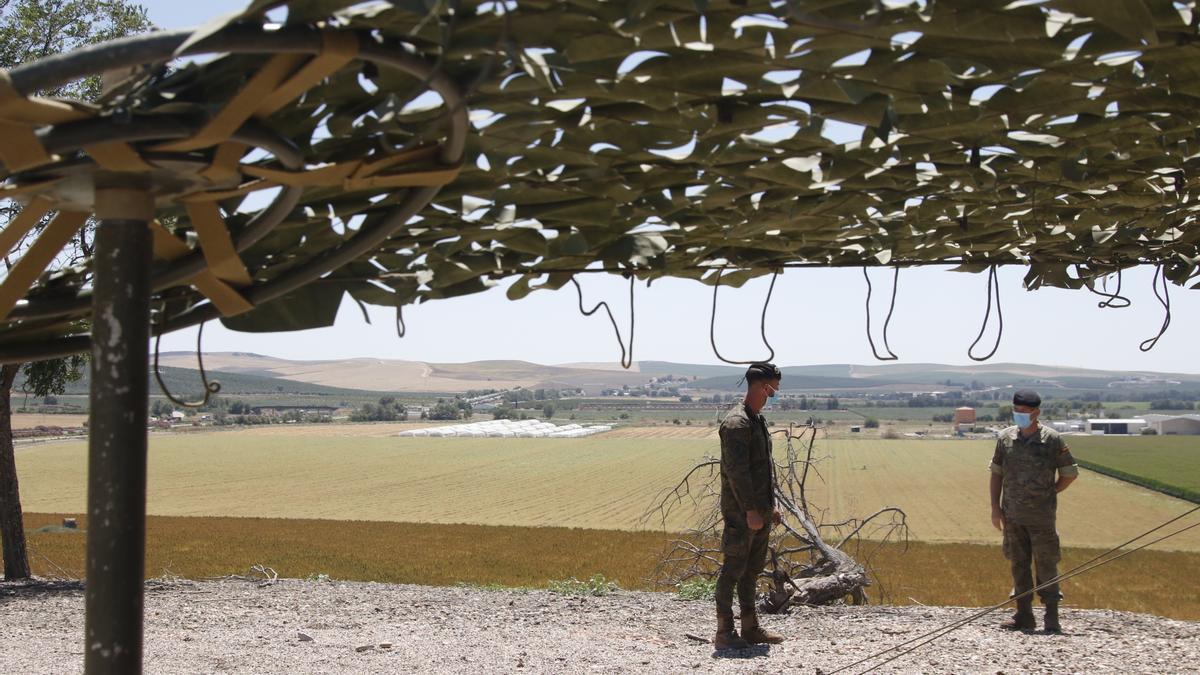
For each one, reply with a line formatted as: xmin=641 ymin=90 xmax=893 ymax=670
xmin=397 ymin=419 xmax=616 ymax=438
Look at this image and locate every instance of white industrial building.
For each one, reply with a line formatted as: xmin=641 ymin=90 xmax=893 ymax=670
xmin=397 ymin=419 xmax=613 ymax=439
xmin=1140 ymin=414 xmax=1200 ymax=435
xmin=1085 ymin=418 xmax=1148 ymax=435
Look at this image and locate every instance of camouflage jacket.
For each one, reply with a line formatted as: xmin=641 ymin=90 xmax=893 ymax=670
xmin=989 ymin=424 xmax=1079 ymax=525
xmin=719 ymin=403 xmax=776 ymax=518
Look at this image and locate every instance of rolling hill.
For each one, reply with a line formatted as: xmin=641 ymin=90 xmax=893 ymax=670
xmin=145 ymin=353 xmax=1200 ymax=396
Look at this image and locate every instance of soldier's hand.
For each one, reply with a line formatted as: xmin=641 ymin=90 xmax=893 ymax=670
xmin=772 ymin=508 xmax=782 ymax=525
xmin=746 ymin=510 xmax=765 ymax=531
xmin=991 ymin=506 xmax=1004 ymax=531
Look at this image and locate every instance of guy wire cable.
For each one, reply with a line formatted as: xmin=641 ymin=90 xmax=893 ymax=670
xmin=709 ymin=267 xmax=778 ymax=365
xmin=153 ymin=320 xmax=221 ymax=408
xmin=825 ymin=502 xmax=1200 ymax=674
xmin=845 ymin=517 xmax=1200 ymax=675
xmin=967 ymin=265 xmax=1003 ymax=361
xmin=863 ymin=266 xmax=899 ymax=361
xmin=570 ymin=274 xmax=634 ymax=369
xmin=1139 ymin=264 xmax=1172 ymax=352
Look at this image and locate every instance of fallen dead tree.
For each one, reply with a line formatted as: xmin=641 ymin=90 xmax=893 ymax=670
xmin=646 ymin=423 xmax=908 ymax=613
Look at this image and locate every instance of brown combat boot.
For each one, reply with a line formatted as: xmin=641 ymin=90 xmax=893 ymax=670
xmin=1000 ymin=597 xmax=1036 ymax=631
xmin=713 ymin=612 xmax=749 ymax=650
xmin=1043 ymin=603 xmax=1062 ymax=634
xmin=741 ymin=610 xmax=785 ymax=644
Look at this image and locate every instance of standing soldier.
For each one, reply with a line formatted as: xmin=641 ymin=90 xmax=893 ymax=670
xmin=713 ymin=362 xmax=785 ymax=649
xmin=989 ymin=389 xmax=1079 ymax=633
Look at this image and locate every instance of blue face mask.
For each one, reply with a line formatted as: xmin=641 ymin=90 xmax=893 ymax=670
xmin=768 ymin=385 xmax=779 ymax=399
xmin=1013 ymin=411 xmax=1033 ymax=429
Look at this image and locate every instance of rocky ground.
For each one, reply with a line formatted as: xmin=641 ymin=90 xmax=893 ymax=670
xmin=2 ymin=578 xmax=1196 ymax=674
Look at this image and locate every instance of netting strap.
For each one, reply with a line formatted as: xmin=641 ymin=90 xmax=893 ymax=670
xmin=149 ymin=221 xmax=253 ymax=317
xmin=0 ymin=195 xmax=53 ymax=260
xmin=709 ymin=268 xmax=777 ymax=365
xmin=0 ymin=209 xmax=89 ymax=320
xmin=85 ymin=141 xmax=156 ymax=172
xmin=0 ymin=69 xmax=93 ymax=171
xmin=154 ymin=31 xmax=359 ymax=153
xmin=181 ymin=201 xmax=253 ymax=286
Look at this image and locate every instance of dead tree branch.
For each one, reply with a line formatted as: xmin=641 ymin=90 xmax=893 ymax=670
xmin=648 ymin=424 xmax=909 ymax=613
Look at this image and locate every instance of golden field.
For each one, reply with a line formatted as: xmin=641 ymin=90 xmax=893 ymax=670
xmin=22 ymin=512 xmax=1200 ymax=621
xmin=15 ymin=433 xmax=1200 ymax=551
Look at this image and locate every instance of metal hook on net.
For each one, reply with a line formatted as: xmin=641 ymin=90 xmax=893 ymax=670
xmin=1139 ymin=265 xmax=1172 ymax=352
xmin=153 ymin=321 xmax=221 ymax=408
xmin=709 ymin=268 xmax=777 ymax=365
xmin=1085 ymin=269 xmax=1131 ymax=309
xmin=967 ymin=266 xmax=1003 ymax=362
xmin=570 ymin=275 xmax=634 ymax=369
xmin=863 ymin=267 xmax=899 ymax=361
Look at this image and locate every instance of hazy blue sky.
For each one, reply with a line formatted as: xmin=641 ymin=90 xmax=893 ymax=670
xmin=145 ymin=1 xmax=1200 ymax=372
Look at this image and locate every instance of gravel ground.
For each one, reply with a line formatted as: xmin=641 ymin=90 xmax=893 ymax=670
xmin=2 ymin=578 xmax=1197 ymax=674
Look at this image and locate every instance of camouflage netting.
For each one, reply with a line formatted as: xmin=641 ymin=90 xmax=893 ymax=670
xmin=2 ymin=0 xmax=1200 ymax=347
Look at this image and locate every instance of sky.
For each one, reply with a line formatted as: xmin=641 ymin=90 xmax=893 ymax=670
xmin=143 ymin=1 xmax=1200 ymax=373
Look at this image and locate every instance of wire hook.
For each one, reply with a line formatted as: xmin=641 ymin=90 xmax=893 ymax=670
xmin=967 ymin=266 xmax=1003 ymax=362
xmin=709 ymin=268 xmax=777 ymax=365
xmin=1139 ymin=265 xmax=1172 ymax=352
xmin=153 ymin=321 xmax=221 ymax=408
xmin=863 ymin=267 xmax=899 ymax=361
xmin=571 ymin=275 xmax=634 ymax=369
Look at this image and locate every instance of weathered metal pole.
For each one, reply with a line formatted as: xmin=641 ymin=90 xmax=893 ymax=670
xmin=85 ymin=178 xmax=154 ymax=674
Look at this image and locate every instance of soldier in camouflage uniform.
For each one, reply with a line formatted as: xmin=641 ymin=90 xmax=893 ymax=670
xmin=989 ymin=389 xmax=1079 ymax=633
xmin=713 ymin=362 xmax=785 ymax=650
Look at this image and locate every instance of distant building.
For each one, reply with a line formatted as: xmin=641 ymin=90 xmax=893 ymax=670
xmin=1086 ymin=418 xmax=1148 ymax=435
xmin=953 ymin=406 xmax=976 ymax=425
xmin=1140 ymin=414 xmax=1200 ymax=435
xmin=1048 ymin=420 xmax=1084 ymax=433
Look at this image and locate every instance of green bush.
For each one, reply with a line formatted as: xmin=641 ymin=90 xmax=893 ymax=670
xmin=547 ymin=574 xmax=619 ymax=596
xmin=864 ymin=418 xmax=880 ymax=429
xmin=675 ymin=577 xmax=717 ymax=601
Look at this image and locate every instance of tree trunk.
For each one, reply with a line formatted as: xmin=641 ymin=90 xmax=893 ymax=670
xmin=0 ymin=363 xmax=32 ymax=580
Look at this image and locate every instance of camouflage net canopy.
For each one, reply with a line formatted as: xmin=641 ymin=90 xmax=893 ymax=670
xmin=2 ymin=0 xmax=1200 ymax=350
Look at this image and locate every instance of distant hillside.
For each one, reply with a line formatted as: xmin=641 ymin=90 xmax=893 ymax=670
xmin=20 ymin=366 xmax=385 ymax=398
xmin=691 ymin=362 xmax=1200 ymax=393
xmin=155 ymin=353 xmax=650 ymax=393
xmin=146 ymin=353 xmax=1200 ymax=396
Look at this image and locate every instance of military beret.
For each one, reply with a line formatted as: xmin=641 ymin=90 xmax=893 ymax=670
xmin=1012 ymin=389 xmax=1041 ymax=407
xmin=745 ymin=362 xmax=782 ymax=383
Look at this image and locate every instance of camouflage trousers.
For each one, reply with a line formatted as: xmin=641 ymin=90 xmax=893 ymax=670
xmin=1003 ymin=520 xmax=1063 ymax=604
xmin=715 ymin=516 xmax=770 ymax=616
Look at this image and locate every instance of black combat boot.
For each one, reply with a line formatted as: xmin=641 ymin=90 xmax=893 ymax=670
xmin=1043 ymin=603 xmax=1062 ymax=634
xmin=1000 ymin=597 xmax=1036 ymax=631
xmin=713 ymin=611 xmax=749 ymax=650
xmin=740 ymin=609 xmax=785 ymax=644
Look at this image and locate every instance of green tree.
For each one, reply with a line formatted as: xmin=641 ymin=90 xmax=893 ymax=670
xmin=428 ymin=399 xmax=462 ymax=421
xmin=542 ymin=403 xmax=555 ymax=419
xmin=0 ymin=0 xmax=152 ymax=581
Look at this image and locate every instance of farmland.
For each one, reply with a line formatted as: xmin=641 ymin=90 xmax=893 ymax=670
xmin=20 ymin=512 xmax=1200 ymax=620
xmin=14 ymin=431 xmax=1200 ymax=551
xmin=1067 ymin=435 xmax=1200 ymax=503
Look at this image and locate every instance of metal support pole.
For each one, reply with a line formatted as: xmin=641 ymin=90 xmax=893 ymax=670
xmin=85 ymin=179 xmax=154 ymax=674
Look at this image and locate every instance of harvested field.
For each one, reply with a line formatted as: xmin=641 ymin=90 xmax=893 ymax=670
xmin=14 ymin=435 xmax=1200 ymax=549
xmin=9 ymin=413 xmax=88 ymax=430
xmin=21 ymin=513 xmax=1200 ymax=620
xmin=601 ymin=426 xmax=718 ymax=439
